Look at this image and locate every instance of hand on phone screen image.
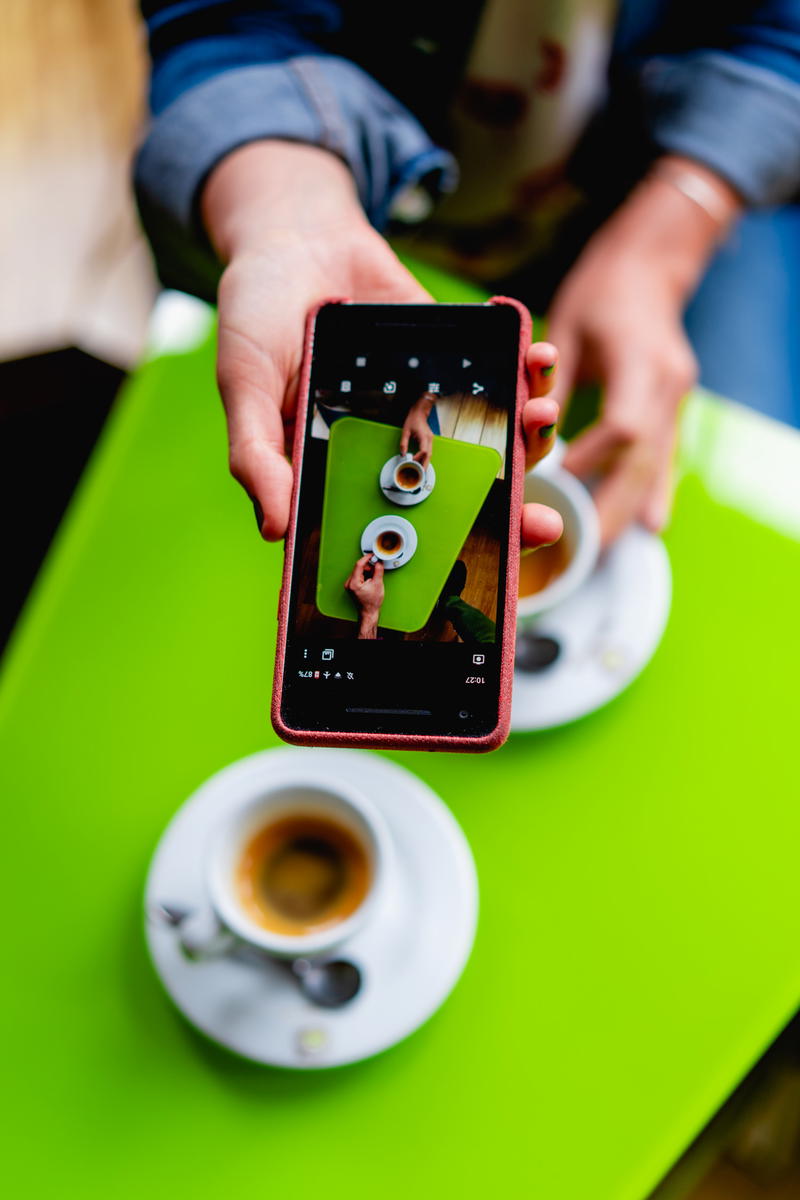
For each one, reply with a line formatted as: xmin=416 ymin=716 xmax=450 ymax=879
xmin=344 ymin=555 xmax=385 ymax=639
xmin=343 ymin=553 xmax=496 ymax=644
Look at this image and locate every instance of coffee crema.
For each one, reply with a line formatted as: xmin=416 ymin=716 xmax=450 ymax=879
xmin=396 ymin=464 xmax=422 ymax=489
xmin=518 ymin=540 xmax=570 ymax=597
xmin=235 ymin=814 xmax=371 ymax=936
xmin=376 ymin=530 xmax=402 ymax=555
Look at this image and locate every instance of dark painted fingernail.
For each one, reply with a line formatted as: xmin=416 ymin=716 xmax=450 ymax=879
xmin=539 ymin=423 xmax=556 ymax=439
xmin=253 ymin=497 xmax=264 ymax=532
xmin=541 ymin=363 xmax=556 ymax=377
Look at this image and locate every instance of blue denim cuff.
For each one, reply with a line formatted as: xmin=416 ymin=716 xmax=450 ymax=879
xmin=134 ymin=55 xmax=456 ymax=298
xmin=640 ymin=52 xmax=800 ymax=207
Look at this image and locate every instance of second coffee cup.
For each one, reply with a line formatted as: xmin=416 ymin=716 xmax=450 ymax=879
xmin=518 ymin=445 xmax=600 ymax=619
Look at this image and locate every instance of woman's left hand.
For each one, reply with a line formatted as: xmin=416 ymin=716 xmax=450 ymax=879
xmin=547 ymin=155 xmax=741 ymax=547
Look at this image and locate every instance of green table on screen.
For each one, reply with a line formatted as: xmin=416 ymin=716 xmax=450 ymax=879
xmin=317 ymin=416 xmax=500 ymax=630
xmin=1 ymin=262 xmax=799 ymax=1200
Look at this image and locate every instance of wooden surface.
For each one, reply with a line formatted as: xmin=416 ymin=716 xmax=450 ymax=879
xmin=436 ymin=391 xmax=509 ymax=477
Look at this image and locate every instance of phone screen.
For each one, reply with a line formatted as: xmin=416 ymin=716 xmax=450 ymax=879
xmin=279 ymin=302 xmax=522 ymax=740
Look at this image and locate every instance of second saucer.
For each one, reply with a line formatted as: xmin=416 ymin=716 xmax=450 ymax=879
xmin=379 ymin=454 xmax=436 ymax=507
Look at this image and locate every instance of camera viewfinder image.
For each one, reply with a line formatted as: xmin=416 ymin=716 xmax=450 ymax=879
xmin=294 ymin=347 xmax=511 ymax=644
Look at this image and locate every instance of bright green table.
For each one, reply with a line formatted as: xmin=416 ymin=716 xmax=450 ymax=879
xmin=2 ymin=270 xmax=799 ymax=1200
xmin=318 ymin=416 xmax=500 ymax=630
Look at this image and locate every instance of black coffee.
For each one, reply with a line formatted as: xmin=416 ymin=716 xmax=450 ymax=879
xmin=376 ymin=530 xmax=401 ymax=554
xmin=236 ymin=814 xmax=371 ymax=935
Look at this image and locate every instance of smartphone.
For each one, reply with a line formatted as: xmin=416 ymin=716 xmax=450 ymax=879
xmin=272 ymin=297 xmax=530 ymax=752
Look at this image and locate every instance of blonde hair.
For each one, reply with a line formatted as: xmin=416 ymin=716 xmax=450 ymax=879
xmin=0 ymin=0 xmax=146 ymax=153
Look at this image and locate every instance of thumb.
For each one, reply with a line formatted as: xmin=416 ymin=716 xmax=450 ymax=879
xmin=218 ymin=328 xmax=294 ymax=541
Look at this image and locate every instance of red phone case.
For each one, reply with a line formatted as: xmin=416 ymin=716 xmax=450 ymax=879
xmin=271 ymin=296 xmax=531 ymax=753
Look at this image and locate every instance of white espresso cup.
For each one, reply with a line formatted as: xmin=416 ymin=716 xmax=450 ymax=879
xmin=370 ymin=524 xmax=406 ymax=564
xmin=518 ymin=439 xmax=601 ymax=619
xmin=393 ymin=453 xmax=425 ymax=493
xmin=182 ymin=778 xmax=391 ymax=961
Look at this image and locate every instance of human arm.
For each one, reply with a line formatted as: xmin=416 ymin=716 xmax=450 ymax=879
xmin=399 ymin=392 xmax=437 ymax=466
xmin=550 ymin=152 xmax=741 ymax=546
xmin=135 ymin=0 xmax=455 ymax=298
xmin=550 ymin=5 xmax=800 ymax=545
xmin=344 ymin=555 xmax=385 ymax=639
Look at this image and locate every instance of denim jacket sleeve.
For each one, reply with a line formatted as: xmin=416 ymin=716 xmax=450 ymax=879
xmin=134 ymin=2 xmax=455 ymax=298
xmin=634 ymin=2 xmax=800 ymax=206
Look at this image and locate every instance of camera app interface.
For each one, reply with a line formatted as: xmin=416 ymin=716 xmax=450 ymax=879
xmin=281 ymin=304 xmax=520 ymax=737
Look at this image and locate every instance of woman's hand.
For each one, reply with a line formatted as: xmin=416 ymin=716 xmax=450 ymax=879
xmin=547 ymin=155 xmax=741 ymax=547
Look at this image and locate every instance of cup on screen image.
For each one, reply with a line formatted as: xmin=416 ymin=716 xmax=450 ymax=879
xmin=517 ymin=441 xmax=601 ymax=620
xmin=181 ymin=780 xmax=391 ymax=961
xmin=393 ymin=454 xmax=425 ymax=494
xmin=370 ymin=525 xmax=407 ymax=564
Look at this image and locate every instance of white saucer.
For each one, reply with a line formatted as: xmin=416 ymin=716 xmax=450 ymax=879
xmin=379 ymin=455 xmax=436 ymax=507
xmin=511 ymin=526 xmax=671 ymax=732
xmin=360 ymin=515 xmax=418 ymax=569
xmin=144 ymin=748 xmax=478 ymax=1069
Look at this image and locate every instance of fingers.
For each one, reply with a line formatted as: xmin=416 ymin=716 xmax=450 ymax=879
xmin=217 ymin=309 xmax=296 ymax=541
xmin=639 ymin=419 xmax=680 ymax=533
xmin=563 ymin=345 xmax=691 ymax=544
xmin=562 ymin=355 xmax=653 ymax=480
xmin=521 ymin=502 xmax=563 ymax=550
xmin=401 ymin=413 xmax=433 ymax=466
xmin=345 ymin=554 xmax=370 ymax=589
xmin=526 ymin=342 xmax=558 ymax=398
xmin=543 ymin=322 xmax=579 ymax=418
xmin=591 ymin=444 xmax=658 ymax=548
xmin=225 ymin=406 xmax=294 ymax=541
xmin=562 ymin=356 xmax=653 ymax=546
xmin=522 ymin=396 xmax=560 ymax=470
xmin=414 ymin=426 xmax=433 ymax=466
xmin=640 ymin=464 xmax=674 ymax=534
xmin=345 ymin=554 xmax=383 ymax=591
